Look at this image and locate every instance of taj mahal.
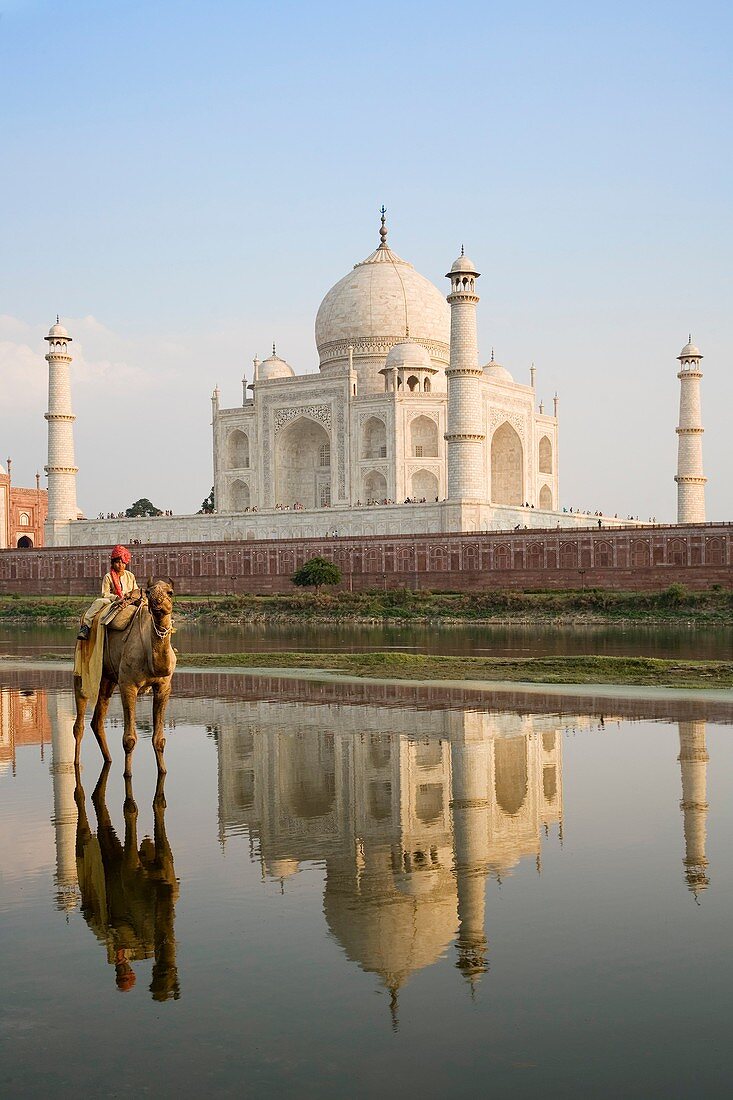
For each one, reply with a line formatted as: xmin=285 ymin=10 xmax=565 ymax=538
xmin=41 ymin=211 xmax=707 ymax=547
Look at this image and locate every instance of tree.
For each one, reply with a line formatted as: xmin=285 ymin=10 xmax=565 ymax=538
xmin=125 ymin=497 xmax=163 ymax=517
xmin=198 ymin=486 xmax=215 ymax=514
xmin=291 ymin=556 xmax=341 ymax=591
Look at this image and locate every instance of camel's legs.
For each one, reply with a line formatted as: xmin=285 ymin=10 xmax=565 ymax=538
xmin=73 ymin=675 xmax=87 ymax=767
xmin=152 ymin=680 xmax=171 ymax=774
xmin=90 ymin=677 xmax=115 ymax=765
xmin=120 ymin=682 xmax=140 ymax=778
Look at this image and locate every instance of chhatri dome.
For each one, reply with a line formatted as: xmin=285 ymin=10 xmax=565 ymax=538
xmin=258 ymin=345 xmax=295 ymax=380
xmin=483 ymin=349 xmax=514 ymax=383
xmin=315 ymin=208 xmax=450 ymax=393
xmin=47 ymin=316 xmax=70 ymax=339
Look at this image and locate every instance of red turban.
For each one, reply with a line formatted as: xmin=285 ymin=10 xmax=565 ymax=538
xmin=110 ymin=544 xmax=131 ymax=564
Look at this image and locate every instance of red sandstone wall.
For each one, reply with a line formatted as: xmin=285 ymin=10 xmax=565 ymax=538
xmin=8 ymin=486 xmax=47 ymax=548
xmin=0 ymin=523 xmax=730 ymax=595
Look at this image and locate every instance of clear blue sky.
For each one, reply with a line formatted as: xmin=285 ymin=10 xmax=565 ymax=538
xmin=1 ymin=0 xmax=731 ymax=520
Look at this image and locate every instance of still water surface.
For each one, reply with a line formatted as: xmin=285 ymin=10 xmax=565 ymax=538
xmin=1 ymin=668 xmax=732 ymax=1097
xmin=1 ymin=620 xmax=731 ymax=660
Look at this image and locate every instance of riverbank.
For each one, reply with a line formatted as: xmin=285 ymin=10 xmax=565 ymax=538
xmin=5 ymin=650 xmax=731 ymax=689
xmin=1 ymin=585 xmax=732 ymax=625
xmin=126 ymin=651 xmax=733 ymax=688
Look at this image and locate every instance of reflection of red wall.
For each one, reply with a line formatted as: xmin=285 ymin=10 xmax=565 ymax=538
xmin=0 ymin=523 xmax=730 ymax=594
xmin=0 ymin=688 xmax=51 ymax=771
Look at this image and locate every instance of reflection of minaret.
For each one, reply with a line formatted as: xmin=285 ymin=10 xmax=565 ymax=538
xmin=49 ymin=693 xmax=79 ymax=912
xmin=449 ymin=715 xmax=490 ymax=989
xmin=678 ymin=721 xmax=709 ymax=896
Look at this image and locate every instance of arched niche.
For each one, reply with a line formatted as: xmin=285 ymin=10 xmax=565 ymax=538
xmin=494 ymin=737 xmax=528 ymax=816
xmin=368 ymin=780 xmax=392 ymax=821
xmin=230 ymin=479 xmax=250 ymax=511
xmin=362 ymin=417 xmax=387 ymax=460
xmin=363 ymin=469 xmax=387 ymax=501
xmin=539 ymin=435 xmax=553 ymax=474
xmin=275 ymin=416 xmax=332 ymax=509
xmin=415 ymin=783 xmax=444 ymax=826
xmin=227 ymin=428 xmax=250 ymax=469
xmin=539 ymin=484 xmax=553 ymax=510
xmin=410 ymin=415 xmax=439 ymax=458
xmin=411 ymin=468 xmax=438 ymax=500
xmin=491 ymin=422 xmax=524 ymax=505
xmin=17 ymin=535 xmax=33 ymax=548
xmin=407 ymin=375 xmax=419 ymax=392
xmin=281 ymin=735 xmax=336 ymax=820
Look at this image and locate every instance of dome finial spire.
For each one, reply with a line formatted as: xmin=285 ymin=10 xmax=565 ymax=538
xmin=56 ymin=313 xmax=60 ymax=324
xmin=379 ymin=205 xmax=388 ymax=247
xmin=272 ymin=342 xmax=276 ymax=357
xmin=461 ymin=244 xmax=464 ymax=257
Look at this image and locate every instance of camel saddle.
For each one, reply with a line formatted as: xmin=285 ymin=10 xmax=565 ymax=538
xmin=103 ymin=588 xmax=144 ymax=631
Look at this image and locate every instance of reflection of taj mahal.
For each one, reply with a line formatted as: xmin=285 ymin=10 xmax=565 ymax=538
xmin=217 ymin=707 xmax=565 ymax=1001
xmin=11 ymin=685 xmax=713 ymax=1002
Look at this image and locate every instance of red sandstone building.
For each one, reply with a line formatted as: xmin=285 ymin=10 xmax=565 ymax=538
xmin=0 ymin=460 xmax=48 ymax=549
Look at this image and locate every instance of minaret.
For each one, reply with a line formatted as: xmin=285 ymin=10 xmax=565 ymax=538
xmin=449 ymin=713 xmax=491 ymax=989
xmin=678 ymin=721 xmax=709 ymax=896
xmin=44 ymin=318 xmax=78 ymax=545
xmin=49 ymin=693 xmax=80 ymax=913
xmin=675 ymin=337 xmax=706 ymax=523
xmin=445 ymin=249 xmax=485 ymax=501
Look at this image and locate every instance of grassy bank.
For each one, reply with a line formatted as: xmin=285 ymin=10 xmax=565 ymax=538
xmin=1 ymin=585 xmax=732 ymax=625
xmin=175 ymin=651 xmax=733 ymax=689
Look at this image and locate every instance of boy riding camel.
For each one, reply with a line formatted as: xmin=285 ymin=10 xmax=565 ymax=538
xmin=77 ymin=545 xmax=137 ymax=640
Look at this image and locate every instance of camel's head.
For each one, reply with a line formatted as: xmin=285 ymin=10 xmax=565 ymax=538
xmin=146 ymin=578 xmax=175 ymax=615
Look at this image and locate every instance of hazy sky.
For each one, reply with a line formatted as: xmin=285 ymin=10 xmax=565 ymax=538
xmin=1 ymin=0 xmax=731 ymax=520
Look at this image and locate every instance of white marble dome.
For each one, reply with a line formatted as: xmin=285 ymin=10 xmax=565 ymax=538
xmin=678 ymin=340 xmax=702 ymax=360
xmin=384 ymin=340 xmax=433 ymax=371
xmin=258 ymin=352 xmax=295 ymax=380
xmin=47 ymin=321 xmax=69 ymax=339
xmin=315 ymin=228 xmax=450 ymax=393
xmin=484 ymin=359 xmax=513 ymax=383
xmin=449 ymin=252 xmax=478 ymax=274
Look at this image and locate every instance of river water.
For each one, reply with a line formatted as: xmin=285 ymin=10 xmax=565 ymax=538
xmin=1 ymin=663 xmax=732 ymax=1097
xmin=1 ymin=620 xmax=732 ymax=660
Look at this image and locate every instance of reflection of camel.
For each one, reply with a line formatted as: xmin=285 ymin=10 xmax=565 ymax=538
xmin=74 ymin=763 xmax=180 ymax=1000
xmin=73 ymin=581 xmax=176 ymax=775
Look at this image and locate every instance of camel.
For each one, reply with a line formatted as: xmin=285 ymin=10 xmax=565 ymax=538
xmin=73 ymin=579 xmax=177 ymax=776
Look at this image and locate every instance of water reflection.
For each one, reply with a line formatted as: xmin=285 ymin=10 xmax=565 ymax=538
xmin=678 ymin=721 xmax=709 ymax=896
xmin=216 ymin=710 xmax=564 ymax=1014
xmin=0 ymin=680 xmax=717 ymax=1013
xmin=74 ymin=765 xmax=180 ymax=999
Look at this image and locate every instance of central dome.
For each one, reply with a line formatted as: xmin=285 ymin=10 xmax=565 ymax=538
xmin=315 ymin=218 xmax=450 ymax=394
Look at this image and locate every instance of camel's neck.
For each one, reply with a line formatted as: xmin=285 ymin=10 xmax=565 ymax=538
xmin=150 ymin=607 xmax=175 ymax=676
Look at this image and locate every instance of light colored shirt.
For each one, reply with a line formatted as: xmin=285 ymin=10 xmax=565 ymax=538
xmin=101 ymin=570 xmax=137 ymax=598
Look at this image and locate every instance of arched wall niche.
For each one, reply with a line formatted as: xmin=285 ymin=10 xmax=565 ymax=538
xmin=539 ymin=435 xmax=553 ymax=474
xmin=411 ymin=415 xmax=439 ymax=458
xmin=227 ymin=428 xmax=250 ymax=469
xmin=411 ymin=468 xmax=439 ymax=500
xmin=363 ymin=469 xmax=388 ymax=501
xmin=275 ymin=416 xmax=332 ymax=508
xmin=362 ymin=417 xmax=387 ymax=460
xmin=491 ymin=422 xmax=523 ymax=505
xmin=230 ymin=479 xmax=250 ymax=511
xmin=539 ymin=484 xmax=553 ymax=510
